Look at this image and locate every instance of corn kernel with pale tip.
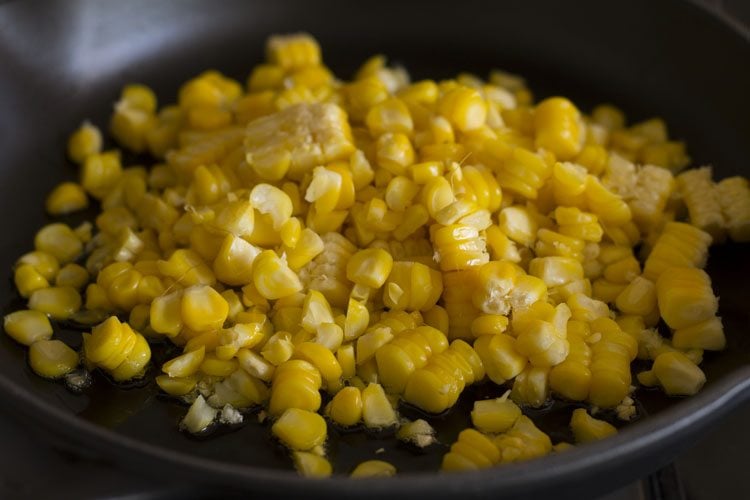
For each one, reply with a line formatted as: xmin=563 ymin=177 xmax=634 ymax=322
xmin=29 ymin=339 xmax=79 ymax=379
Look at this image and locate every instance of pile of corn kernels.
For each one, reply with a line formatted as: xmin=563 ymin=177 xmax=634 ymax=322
xmin=4 ymin=33 xmax=750 ymax=478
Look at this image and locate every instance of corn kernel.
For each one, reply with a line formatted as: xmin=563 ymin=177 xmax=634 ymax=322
xmin=4 ymin=310 xmax=53 ymax=346
xmin=29 ymin=339 xmax=79 ymax=378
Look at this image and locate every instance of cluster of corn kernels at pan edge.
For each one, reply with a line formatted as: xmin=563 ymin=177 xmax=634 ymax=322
xmin=5 ymin=33 xmax=750 ymax=477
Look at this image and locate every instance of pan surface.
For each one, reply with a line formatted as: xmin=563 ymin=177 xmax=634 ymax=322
xmin=0 ymin=0 xmax=749 ymax=498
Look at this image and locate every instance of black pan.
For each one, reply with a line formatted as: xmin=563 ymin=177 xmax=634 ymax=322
xmin=0 ymin=0 xmax=748 ymax=498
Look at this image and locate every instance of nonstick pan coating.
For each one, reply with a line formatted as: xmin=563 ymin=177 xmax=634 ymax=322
xmin=0 ymin=0 xmax=749 ymax=498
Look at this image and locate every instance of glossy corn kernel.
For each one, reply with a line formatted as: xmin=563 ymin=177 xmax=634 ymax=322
xmin=46 ymin=182 xmax=89 ymax=216
xmin=383 ymin=261 xmax=442 ymax=312
xmin=588 ymin=318 xmax=638 ymax=408
xmin=471 ymin=395 xmax=522 ymax=434
xmin=266 ymin=33 xmax=321 ymax=70
xmin=4 ymin=310 xmax=53 ymax=346
xmin=252 ymin=250 xmax=303 ymax=300
xmin=534 ymin=97 xmax=583 ymax=160
xmin=68 ymin=121 xmax=103 ymax=163
xmin=272 ymin=408 xmax=327 ymax=451
xmin=293 ymin=452 xmax=333 ymax=479
xmin=672 ymin=317 xmax=725 ymax=351
xmin=35 ymin=223 xmax=83 ymax=265
xmin=652 ymin=351 xmax=706 ymax=396
xmin=677 ymin=167 xmax=724 ymax=241
xmin=181 ymin=285 xmax=229 ymax=332
xmin=156 ymin=374 xmax=198 ymax=396
xmin=656 ymin=267 xmax=718 ymax=330
xmin=81 ymin=151 xmax=123 ymax=199
xmin=615 ymin=276 xmax=656 ymax=316
xmin=442 ymin=428 xmax=500 ymax=471
xmin=162 ymin=346 xmax=206 ymax=378
xmin=493 ymin=415 xmax=552 ymax=464
xmin=529 ymin=257 xmax=583 ymax=288
xmin=350 ymin=460 xmax=397 ymax=478
xmin=438 ymin=86 xmax=487 ymax=132
xmin=29 ymin=340 xmax=79 ymax=378
xmin=14 ymin=264 xmax=49 ymax=298
xmin=570 ymin=408 xmax=617 ymax=443
xmin=549 ymin=321 xmax=592 ymax=401
xmin=643 ymin=222 xmax=712 ymax=281
xmin=716 ymin=176 xmax=750 ymax=241
xmin=28 ymin=286 xmax=81 ymax=320
xmin=327 ymin=386 xmax=363 ymax=427
xmin=346 ymin=248 xmax=394 ymax=289
xmin=269 ymin=359 xmax=321 ymax=415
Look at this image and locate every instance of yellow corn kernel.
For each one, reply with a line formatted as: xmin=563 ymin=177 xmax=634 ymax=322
xmin=588 ymin=318 xmax=638 ymax=408
xmin=362 ymin=382 xmax=398 ymax=428
xmin=54 ymin=263 xmax=88 ymax=290
xmin=17 ymin=251 xmax=59 ymax=282
xmin=336 ymin=344 xmax=356 ymax=380
xmin=200 ymin=354 xmax=238 ymax=377
xmin=497 ymin=206 xmax=538 ymax=247
xmin=656 ymin=267 xmax=718 ymax=330
xmin=250 ymin=183 xmax=293 ymax=231
xmin=643 ymin=222 xmax=712 ymax=281
xmin=350 ymin=460 xmax=397 ymax=478
xmin=383 ymin=261 xmax=443 ymax=312
xmin=180 ymin=285 xmax=229 ymax=332
xmin=438 ymin=86 xmax=487 ymax=132
xmin=344 ymin=298 xmax=369 ymax=341
xmin=511 ymin=366 xmax=550 ymax=408
xmin=366 ymin=97 xmax=414 ymax=136
xmin=327 ymin=386 xmax=363 ymax=427
xmin=157 ymin=249 xmax=215 ymax=287
xmin=67 ymin=121 xmax=103 ymax=163
xmin=615 ymin=276 xmax=656 ymax=316
xmin=677 ymin=167 xmax=724 ymax=241
xmin=356 ymin=327 xmax=394 ymax=365
xmin=81 ymin=151 xmax=123 ymax=199
xmin=471 ymin=396 xmax=522 ymax=434
xmin=4 ymin=310 xmax=53 ymax=346
xmin=294 ymin=341 xmax=343 ymax=390
xmin=266 ymin=33 xmax=321 ymax=70
xmin=46 ymin=182 xmax=89 ymax=216
xmin=585 ymin=176 xmax=631 ymax=225
xmin=29 ymin=339 xmax=79 ymax=378
xmin=156 ymin=374 xmax=198 ymax=396
xmin=163 ymin=346 xmax=206 ymax=378
xmin=652 ymin=351 xmax=706 ymax=396
xmin=28 ymin=286 xmax=81 ymax=320
xmin=269 ymin=359 xmax=322 ymax=415
xmin=672 ymin=317 xmax=725 ymax=351
xmin=233 ymin=348 xmax=272 ymax=382
xmin=603 ymin=256 xmax=641 ymax=284
xmin=570 ymin=408 xmax=617 ymax=443
xmin=111 ymin=333 xmax=151 ymax=381
xmin=346 ymin=248 xmax=394 ymax=289
xmin=529 ymin=257 xmax=583 ymax=288
xmin=716 ymin=176 xmax=750 ymax=241
xmin=442 ymin=428 xmax=500 ymax=471
xmin=422 ymin=305 xmax=449 ymax=336
xmin=375 ymin=132 xmax=415 ymax=176
xmin=534 ymin=97 xmax=583 ymax=160
xmin=272 ymin=407 xmax=327 ymax=451
xmin=14 ymin=264 xmax=49 ymax=298
xmin=34 ymin=223 xmax=83 ymax=265
xmin=252 ymin=250 xmax=303 ymax=300
xmin=293 ymin=452 xmax=332 ymax=479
